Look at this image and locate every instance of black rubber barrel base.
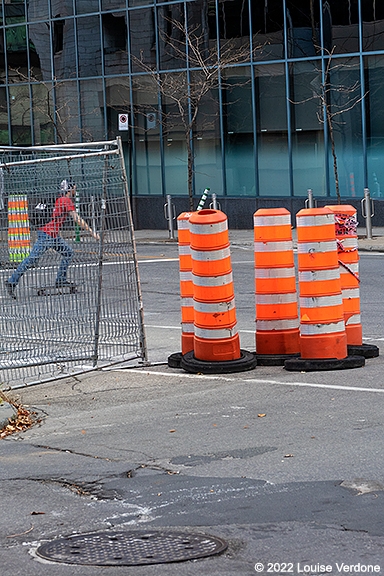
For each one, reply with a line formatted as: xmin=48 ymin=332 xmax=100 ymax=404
xmin=255 ymin=352 xmax=300 ymax=366
xmin=284 ymin=355 xmax=365 ymax=372
xmin=180 ymin=349 xmax=257 ymax=374
xmin=347 ymin=343 xmax=380 ymax=359
xmin=167 ymin=352 xmax=183 ymax=369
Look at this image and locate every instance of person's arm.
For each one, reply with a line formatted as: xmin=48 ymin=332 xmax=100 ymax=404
xmin=69 ymin=210 xmax=100 ymax=241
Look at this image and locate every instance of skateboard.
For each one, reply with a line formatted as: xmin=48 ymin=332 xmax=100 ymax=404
xmin=37 ymin=284 xmax=78 ymax=296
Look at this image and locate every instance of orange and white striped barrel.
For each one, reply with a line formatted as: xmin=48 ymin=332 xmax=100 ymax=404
xmin=296 ymin=207 xmax=347 ymax=360
xmin=8 ymin=194 xmax=31 ymax=263
xmin=189 ymin=209 xmax=241 ymax=362
xmin=325 ymin=205 xmax=362 ymax=346
xmin=177 ymin=212 xmax=194 ymax=355
xmin=254 ymin=208 xmax=300 ymax=356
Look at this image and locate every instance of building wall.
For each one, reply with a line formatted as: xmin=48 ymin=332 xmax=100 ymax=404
xmin=0 ymin=0 xmax=384 ymax=227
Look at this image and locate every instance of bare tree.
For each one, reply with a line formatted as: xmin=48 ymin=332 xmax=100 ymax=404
xmin=293 ymin=47 xmax=364 ymax=204
xmin=133 ymin=15 xmax=261 ymax=210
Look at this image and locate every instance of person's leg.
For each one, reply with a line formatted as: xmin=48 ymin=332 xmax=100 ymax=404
xmin=53 ymin=236 xmax=73 ymax=285
xmin=8 ymin=231 xmax=50 ymax=286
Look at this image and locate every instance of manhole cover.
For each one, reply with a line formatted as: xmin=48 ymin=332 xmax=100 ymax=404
xmin=36 ymin=530 xmax=228 ymax=566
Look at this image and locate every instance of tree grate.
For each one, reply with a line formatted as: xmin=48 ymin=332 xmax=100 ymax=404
xmin=36 ymin=529 xmax=228 ymax=566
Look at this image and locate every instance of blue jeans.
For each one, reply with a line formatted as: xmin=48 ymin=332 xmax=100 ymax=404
xmin=8 ymin=231 xmax=73 ymax=286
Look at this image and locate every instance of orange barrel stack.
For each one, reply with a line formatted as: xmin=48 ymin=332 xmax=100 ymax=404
xmin=284 ymin=207 xmax=365 ymax=372
xmin=8 ymin=194 xmax=31 ymax=263
xmin=253 ymin=208 xmax=300 ymax=365
xmin=326 ymin=204 xmax=379 ymax=359
xmin=180 ymin=209 xmax=256 ymax=374
xmin=168 ymin=212 xmax=195 ymax=368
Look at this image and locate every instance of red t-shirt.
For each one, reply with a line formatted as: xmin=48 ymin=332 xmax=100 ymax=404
xmin=40 ymin=195 xmax=75 ymax=238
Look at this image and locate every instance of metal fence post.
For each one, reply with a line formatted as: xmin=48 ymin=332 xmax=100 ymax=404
xmin=361 ymin=188 xmax=374 ymax=240
xmin=164 ymin=194 xmax=176 ymax=239
xmin=305 ymin=188 xmax=316 ymax=208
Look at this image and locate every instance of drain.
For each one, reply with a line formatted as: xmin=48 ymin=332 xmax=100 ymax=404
xmin=36 ymin=529 xmax=228 ymax=566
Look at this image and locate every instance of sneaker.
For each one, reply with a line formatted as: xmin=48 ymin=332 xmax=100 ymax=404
xmin=5 ymin=280 xmax=16 ymax=299
xmin=55 ymin=280 xmax=76 ymax=288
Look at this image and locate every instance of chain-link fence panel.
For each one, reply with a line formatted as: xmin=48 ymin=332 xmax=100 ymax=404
xmin=0 ymin=139 xmax=146 ymax=389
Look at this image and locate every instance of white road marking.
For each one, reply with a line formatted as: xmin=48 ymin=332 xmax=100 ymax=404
xmin=116 ymin=367 xmax=384 ymax=394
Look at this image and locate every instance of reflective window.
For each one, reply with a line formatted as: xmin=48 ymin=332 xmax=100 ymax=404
xmin=362 ymin=1 xmax=384 ymax=52
xmin=130 ymin=8 xmax=156 ymax=73
xmin=323 ymin=0 xmax=359 ymax=55
xmin=366 ymin=55 xmax=384 ymax=198
xmin=55 ymin=81 xmax=81 ymax=142
xmin=27 ymin=0 xmax=50 ymax=23
xmin=75 ymin=0 xmax=100 ymax=15
xmin=32 ymin=83 xmax=55 ymax=145
xmin=77 ymin=15 xmax=102 ymax=77
xmin=253 ymin=0 xmax=285 ymax=61
xmin=52 ymin=18 xmax=76 ymax=80
xmin=286 ymin=0 xmax=320 ymax=58
xmin=80 ymin=79 xmax=104 ymax=140
xmin=50 ymin=0 xmax=74 ymax=18
xmin=256 ymin=64 xmax=289 ymax=196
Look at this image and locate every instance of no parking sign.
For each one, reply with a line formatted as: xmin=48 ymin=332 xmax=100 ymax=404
xmin=118 ymin=113 xmax=129 ymax=131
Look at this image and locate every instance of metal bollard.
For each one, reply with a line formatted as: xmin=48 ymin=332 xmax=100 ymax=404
xmin=164 ymin=194 xmax=176 ymax=240
xmin=361 ymin=188 xmax=374 ymax=240
xmin=305 ymin=188 xmax=316 ymax=209
xmin=209 ymin=193 xmax=221 ymax=210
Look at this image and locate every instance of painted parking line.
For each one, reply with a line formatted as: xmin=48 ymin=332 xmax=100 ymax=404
xmin=117 ymin=367 xmax=384 ymax=394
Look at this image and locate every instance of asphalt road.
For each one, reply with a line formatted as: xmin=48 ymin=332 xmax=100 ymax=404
xmin=1 ymin=240 xmax=384 ymax=575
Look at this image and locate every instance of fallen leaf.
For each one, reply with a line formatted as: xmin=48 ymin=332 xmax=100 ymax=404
xmin=81 ymin=430 xmax=86 ymax=434
xmin=257 ymin=413 xmax=266 ymax=418
xmin=284 ymin=454 xmax=294 ymax=458
xmin=169 ymin=429 xmax=176 ymax=433
xmin=31 ymin=511 xmax=45 ymax=515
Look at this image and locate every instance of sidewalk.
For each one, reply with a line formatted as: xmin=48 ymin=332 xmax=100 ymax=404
xmin=134 ymin=226 xmax=384 ymax=252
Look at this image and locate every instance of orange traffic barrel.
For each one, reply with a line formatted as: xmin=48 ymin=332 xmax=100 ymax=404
xmin=180 ymin=209 xmax=256 ymax=374
xmin=8 ymin=194 xmax=31 ymax=263
xmin=284 ymin=207 xmax=364 ymax=372
xmin=254 ymin=208 xmax=300 ymax=365
xmin=326 ymin=204 xmax=378 ymax=359
xmin=168 ymin=212 xmax=194 ymax=368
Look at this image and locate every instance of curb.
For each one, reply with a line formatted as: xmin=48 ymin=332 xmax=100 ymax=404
xmin=0 ymin=401 xmax=16 ymax=429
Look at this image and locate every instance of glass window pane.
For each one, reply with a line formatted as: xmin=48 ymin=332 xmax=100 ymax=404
xmin=102 ymin=0 xmax=126 ymax=9
xmin=75 ymin=0 xmax=100 ymax=15
xmin=103 ymin=12 xmax=128 ymax=75
xmin=366 ymin=55 xmax=384 ymax=198
xmin=53 ymin=18 xmax=75 ymax=80
xmin=55 ymin=81 xmax=81 ymax=142
xmin=224 ymin=68 xmax=255 ymax=197
xmin=50 ymin=0 xmax=73 ymax=18
xmin=362 ymin=2 xmax=384 ymax=51
xmin=251 ymin=0 xmax=284 ymax=60
xmin=29 ymin=23 xmax=51 ymax=80
xmin=286 ymin=0 xmax=320 ymax=58
xmin=130 ymin=9 xmax=155 ymax=73
xmin=9 ymin=85 xmax=32 ymax=145
xmin=324 ymin=0 xmax=359 ymax=55
xmin=159 ymin=4 xmax=186 ymax=70
xmin=27 ymin=0 xmax=50 ymax=22
xmin=327 ymin=57 xmax=363 ymax=198
xmin=80 ymin=79 xmax=104 ymax=140
xmin=106 ymin=77 xmax=131 ymax=139
xmin=291 ymin=61 xmax=325 ymax=196
xmin=32 ymin=83 xmax=55 ymax=144
xmin=256 ymin=64 xmax=289 ymax=196
xmin=77 ymin=15 xmax=101 ymax=77
xmin=133 ymin=77 xmax=162 ymax=195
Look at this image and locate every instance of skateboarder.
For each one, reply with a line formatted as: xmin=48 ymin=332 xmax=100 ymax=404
xmin=5 ymin=179 xmax=99 ymax=299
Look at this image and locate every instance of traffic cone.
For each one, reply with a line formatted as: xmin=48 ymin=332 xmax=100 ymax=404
xmin=254 ymin=208 xmax=300 ymax=365
xmin=180 ymin=209 xmax=256 ymax=374
xmin=168 ymin=212 xmax=195 ymax=368
xmin=326 ymin=204 xmax=379 ymax=359
xmin=284 ymin=207 xmax=365 ymax=371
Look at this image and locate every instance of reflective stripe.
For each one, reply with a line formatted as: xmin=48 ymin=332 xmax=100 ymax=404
xmin=300 ymin=294 xmax=343 ymax=308
xmin=340 ymin=263 xmax=359 ymax=274
xmin=342 ymin=288 xmax=360 ymax=299
xmin=177 ymin=220 xmax=190 ymax=230
xmin=297 ymin=240 xmax=337 ymax=253
xmin=299 ymin=268 xmax=340 ymax=282
xmin=178 ymin=245 xmax=191 ymax=255
xmin=256 ymin=318 xmax=300 ymax=330
xmin=346 ymin=314 xmax=361 ymax=326
xmin=297 ymin=214 xmax=334 ymax=227
xmin=195 ymin=325 xmax=238 ymax=339
xmin=189 ymin=220 xmax=227 ymax=235
xmin=254 ymin=240 xmax=293 ymax=252
xmin=253 ymin=214 xmax=291 ymax=227
xmin=256 ymin=293 xmax=297 ymax=305
xmin=180 ymin=271 xmax=193 ymax=282
xmin=193 ymin=272 xmax=233 ymax=287
xmin=300 ymin=320 xmax=345 ymax=335
xmin=340 ymin=237 xmax=358 ymax=249
xmin=194 ymin=299 xmax=235 ymax=313
xmin=181 ymin=323 xmax=194 ymax=333
xmin=255 ymin=267 xmax=295 ymax=279
xmin=191 ymin=246 xmax=231 ymax=261
xmin=181 ymin=297 xmax=194 ymax=307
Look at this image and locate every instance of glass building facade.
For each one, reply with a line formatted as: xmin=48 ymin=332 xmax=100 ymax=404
xmin=1 ymin=0 xmax=384 ymax=210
